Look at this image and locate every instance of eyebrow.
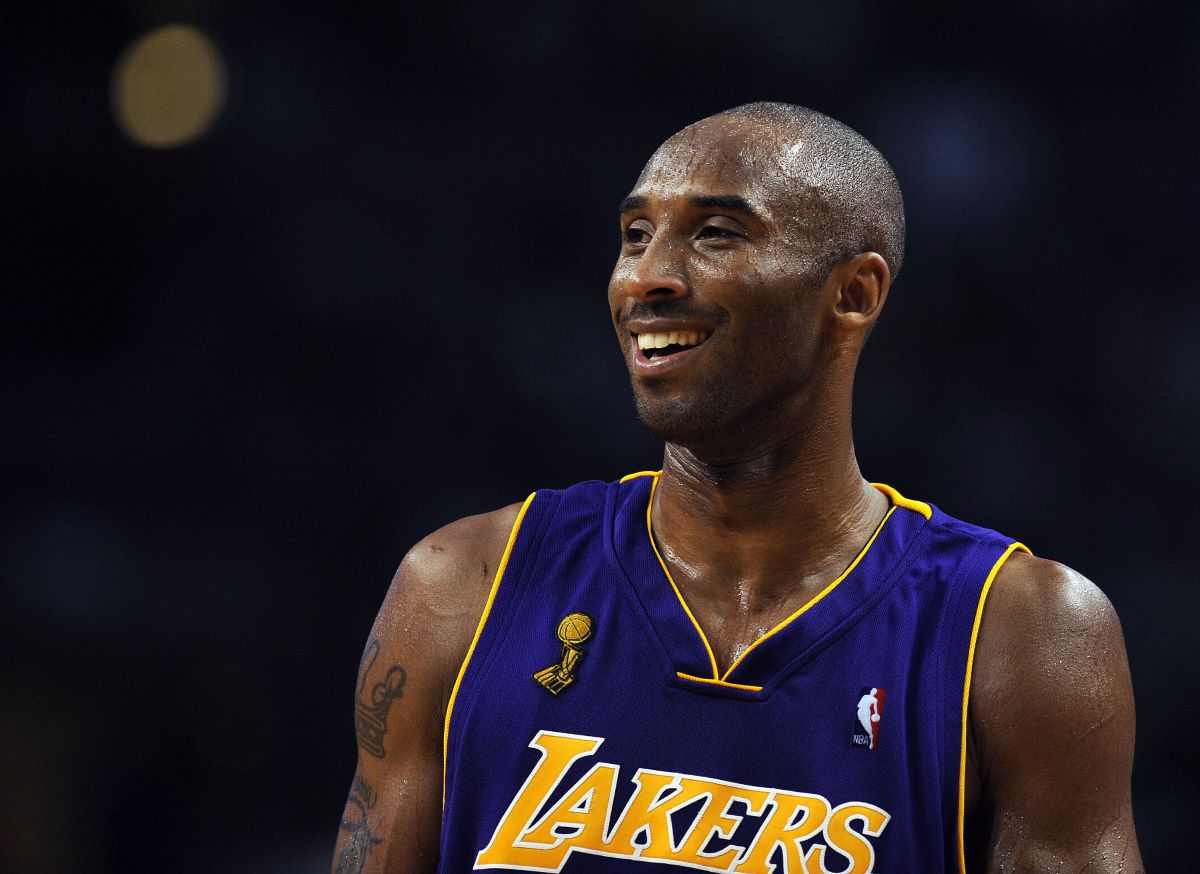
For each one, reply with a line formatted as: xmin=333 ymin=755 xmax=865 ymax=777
xmin=617 ymin=193 xmax=762 ymax=220
xmin=618 ymin=195 xmax=647 ymax=215
xmin=691 ymin=195 xmax=757 ymax=216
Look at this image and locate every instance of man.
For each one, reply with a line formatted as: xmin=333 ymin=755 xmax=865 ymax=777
xmin=332 ymin=103 xmax=1141 ymax=873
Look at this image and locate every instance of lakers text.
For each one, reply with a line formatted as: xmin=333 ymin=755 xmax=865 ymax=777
xmin=475 ymin=730 xmax=890 ymax=873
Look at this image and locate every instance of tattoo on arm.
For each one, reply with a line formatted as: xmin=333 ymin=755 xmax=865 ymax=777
xmin=335 ymin=774 xmax=381 ymax=874
xmin=355 ymin=639 xmax=407 ymax=758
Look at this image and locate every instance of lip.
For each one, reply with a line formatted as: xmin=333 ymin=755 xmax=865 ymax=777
xmin=624 ymin=319 xmax=712 ymax=336
xmin=628 ymin=332 xmax=708 ymax=376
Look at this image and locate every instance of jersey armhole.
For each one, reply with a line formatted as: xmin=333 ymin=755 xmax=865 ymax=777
xmin=441 ymin=492 xmax=538 ymax=808
xmin=952 ymin=538 xmax=1030 ymax=874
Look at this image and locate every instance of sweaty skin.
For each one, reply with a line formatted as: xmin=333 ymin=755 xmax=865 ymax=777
xmin=331 ymin=111 xmax=1142 ymax=873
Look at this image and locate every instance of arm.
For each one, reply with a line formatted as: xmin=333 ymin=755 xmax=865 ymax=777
xmin=331 ymin=503 xmax=523 ymax=874
xmin=965 ymin=552 xmax=1143 ymax=872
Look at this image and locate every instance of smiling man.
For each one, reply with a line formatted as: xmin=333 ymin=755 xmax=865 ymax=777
xmin=331 ymin=103 xmax=1142 ymax=874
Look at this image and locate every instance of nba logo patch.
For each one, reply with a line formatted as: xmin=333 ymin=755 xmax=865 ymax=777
xmin=851 ymin=687 xmax=886 ymax=749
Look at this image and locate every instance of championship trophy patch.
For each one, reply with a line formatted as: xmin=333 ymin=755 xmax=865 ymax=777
xmin=533 ymin=612 xmax=594 ymax=695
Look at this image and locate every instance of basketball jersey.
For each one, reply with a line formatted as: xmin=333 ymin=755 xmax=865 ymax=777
xmin=439 ymin=472 xmax=1028 ymax=874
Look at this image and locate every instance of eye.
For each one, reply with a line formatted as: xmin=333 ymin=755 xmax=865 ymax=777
xmin=622 ymin=224 xmax=652 ymax=246
xmin=696 ymin=220 xmax=748 ymax=246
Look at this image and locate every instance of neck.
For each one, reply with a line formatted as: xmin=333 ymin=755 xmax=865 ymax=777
xmin=651 ymin=408 xmax=887 ymax=606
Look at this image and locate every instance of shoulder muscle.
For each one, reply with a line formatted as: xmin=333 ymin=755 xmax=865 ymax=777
xmin=370 ymin=500 xmax=526 ymax=722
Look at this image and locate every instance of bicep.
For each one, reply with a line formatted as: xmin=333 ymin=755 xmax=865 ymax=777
xmin=333 ymin=570 xmax=449 ymax=873
xmin=970 ymin=555 xmax=1143 ymax=872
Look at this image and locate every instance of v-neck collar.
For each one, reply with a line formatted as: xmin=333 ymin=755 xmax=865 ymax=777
xmin=608 ymin=471 xmax=931 ymax=697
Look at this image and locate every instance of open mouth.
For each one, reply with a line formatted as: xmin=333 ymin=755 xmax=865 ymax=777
xmin=635 ymin=330 xmax=710 ymax=359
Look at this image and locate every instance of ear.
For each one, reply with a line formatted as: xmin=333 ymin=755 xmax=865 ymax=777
xmin=830 ymin=252 xmax=891 ymax=331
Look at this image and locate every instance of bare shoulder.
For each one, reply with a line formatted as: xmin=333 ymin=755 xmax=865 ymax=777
xmin=972 ymin=551 xmax=1132 ymax=751
xmin=388 ymin=501 xmax=526 ymax=615
xmin=967 ymin=551 xmax=1142 ymax=871
xmin=344 ymin=500 xmax=527 ymax=770
xmin=371 ymin=500 xmax=527 ymax=708
xmin=983 ymin=552 xmax=1122 ymax=650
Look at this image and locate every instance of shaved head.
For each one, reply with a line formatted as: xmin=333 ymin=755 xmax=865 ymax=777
xmin=656 ymin=101 xmax=906 ymax=280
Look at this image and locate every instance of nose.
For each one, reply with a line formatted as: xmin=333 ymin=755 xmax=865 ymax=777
xmin=620 ymin=236 xmax=690 ymax=302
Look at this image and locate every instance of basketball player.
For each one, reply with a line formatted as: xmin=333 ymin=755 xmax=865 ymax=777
xmin=332 ymin=103 xmax=1141 ymax=873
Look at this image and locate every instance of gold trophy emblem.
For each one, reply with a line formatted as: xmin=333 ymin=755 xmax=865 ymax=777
xmin=533 ymin=612 xmax=594 ymax=695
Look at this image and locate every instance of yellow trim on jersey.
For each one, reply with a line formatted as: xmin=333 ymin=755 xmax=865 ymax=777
xmin=676 ymin=671 xmax=764 ymax=693
xmin=871 ymin=481 xmax=933 ymax=519
xmin=620 ymin=469 xmax=662 ymax=483
xmin=720 ymin=504 xmax=899 ymax=681
xmin=956 ymin=540 xmax=1031 ymax=874
xmin=645 ymin=473 xmax=723 ymax=679
xmin=442 ymin=491 xmax=538 ymax=808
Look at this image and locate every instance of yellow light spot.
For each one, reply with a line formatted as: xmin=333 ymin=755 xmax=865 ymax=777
xmin=111 ymin=24 xmax=227 ymax=148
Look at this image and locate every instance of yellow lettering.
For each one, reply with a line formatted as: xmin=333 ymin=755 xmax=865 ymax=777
xmin=475 ymin=731 xmax=603 ymax=869
xmin=475 ymin=731 xmax=891 ymax=874
xmin=604 ymin=769 xmax=702 ymax=857
xmin=734 ymin=791 xmax=831 ymax=874
xmin=520 ymin=763 xmax=619 ymax=851
xmin=805 ymin=802 xmax=890 ymax=874
xmin=670 ymin=778 xmax=770 ymax=868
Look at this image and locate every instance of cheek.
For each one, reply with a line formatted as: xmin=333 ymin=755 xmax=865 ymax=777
xmin=743 ymin=285 xmax=824 ymax=365
xmin=607 ymin=261 xmax=626 ymax=306
xmin=607 ymin=286 xmax=632 ymax=334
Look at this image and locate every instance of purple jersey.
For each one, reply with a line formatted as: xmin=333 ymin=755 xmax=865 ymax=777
xmin=439 ymin=472 xmax=1027 ymax=873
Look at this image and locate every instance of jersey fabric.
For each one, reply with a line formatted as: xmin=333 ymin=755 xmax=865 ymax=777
xmin=439 ymin=472 xmax=1027 ymax=874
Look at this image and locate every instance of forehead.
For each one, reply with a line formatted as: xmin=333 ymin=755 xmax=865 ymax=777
xmin=631 ymin=117 xmax=807 ymax=215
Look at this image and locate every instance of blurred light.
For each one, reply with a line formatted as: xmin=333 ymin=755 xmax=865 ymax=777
xmin=111 ymin=24 xmax=227 ymax=148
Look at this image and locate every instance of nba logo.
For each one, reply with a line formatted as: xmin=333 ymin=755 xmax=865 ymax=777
xmin=851 ymin=687 xmax=886 ymax=749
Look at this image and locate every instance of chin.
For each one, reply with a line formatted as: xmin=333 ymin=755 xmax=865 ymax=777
xmin=633 ymin=391 xmax=736 ymax=448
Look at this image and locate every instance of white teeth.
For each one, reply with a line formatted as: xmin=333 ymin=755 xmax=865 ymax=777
xmin=636 ymin=331 xmax=708 ymax=351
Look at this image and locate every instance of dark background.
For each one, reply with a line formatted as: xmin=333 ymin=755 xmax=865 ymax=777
xmin=3 ymin=1 xmax=1196 ymax=871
